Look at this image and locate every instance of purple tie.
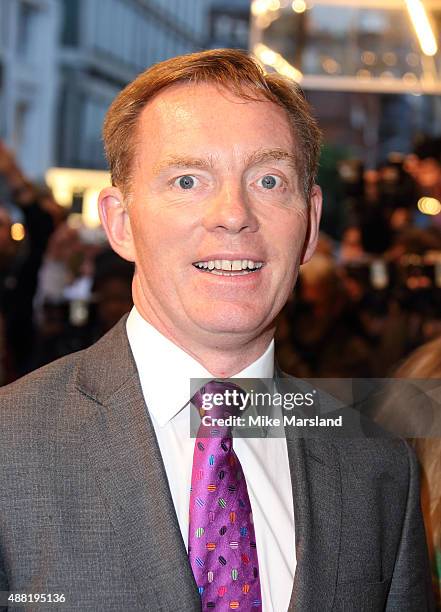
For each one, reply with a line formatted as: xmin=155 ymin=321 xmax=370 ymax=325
xmin=188 ymin=380 xmax=262 ymax=611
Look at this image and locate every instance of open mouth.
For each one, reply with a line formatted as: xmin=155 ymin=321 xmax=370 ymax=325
xmin=192 ymin=259 xmax=264 ymax=276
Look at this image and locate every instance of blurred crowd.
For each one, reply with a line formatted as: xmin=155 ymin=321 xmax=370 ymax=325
xmin=0 ymin=140 xmax=134 ymax=385
xmin=274 ymin=135 xmax=441 ymax=607
xmin=2 ymin=136 xmax=441 ymax=603
xmin=2 ymin=137 xmax=441 ymax=384
xmin=276 ymin=136 xmax=441 ymax=379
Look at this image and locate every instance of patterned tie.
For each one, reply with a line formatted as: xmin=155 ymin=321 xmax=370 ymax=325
xmin=188 ymin=380 xmax=262 ymax=611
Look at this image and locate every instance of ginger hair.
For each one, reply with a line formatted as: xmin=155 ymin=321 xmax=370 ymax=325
xmin=102 ymin=48 xmax=321 ymax=201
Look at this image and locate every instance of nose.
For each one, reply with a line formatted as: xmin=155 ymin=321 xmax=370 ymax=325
xmin=202 ymin=181 xmax=259 ymax=234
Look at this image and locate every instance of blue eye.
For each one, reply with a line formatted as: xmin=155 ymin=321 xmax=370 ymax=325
xmin=177 ymin=175 xmax=196 ymax=189
xmin=259 ymin=175 xmax=278 ymax=189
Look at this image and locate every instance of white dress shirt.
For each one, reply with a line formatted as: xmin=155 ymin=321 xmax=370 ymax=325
xmin=126 ymin=306 xmax=296 ymax=612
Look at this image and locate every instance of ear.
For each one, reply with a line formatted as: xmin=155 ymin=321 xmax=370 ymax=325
xmin=301 ymin=184 xmax=323 ymax=264
xmin=98 ymin=186 xmax=135 ymax=262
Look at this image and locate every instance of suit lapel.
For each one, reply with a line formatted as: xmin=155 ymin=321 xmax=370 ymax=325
xmin=75 ymin=318 xmax=200 ymax=610
xmin=276 ymin=368 xmax=342 ymax=611
xmin=74 ymin=332 xmax=342 ymax=610
xmin=285 ymin=435 xmax=341 ymax=611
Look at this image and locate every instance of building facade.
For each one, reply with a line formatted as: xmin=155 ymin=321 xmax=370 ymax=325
xmin=57 ymin=0 xmax=218 ymax=172
xmin=0 ymin=0 xmax=60 ymax=178
xmin=1 ymin=0 xmax=245 ymax=180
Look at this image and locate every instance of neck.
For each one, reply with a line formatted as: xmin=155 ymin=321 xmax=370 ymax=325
xmin=133 ymin=301 xmax=274 ymax=378
xmin=193 ymin=332 xmax=274 ymax=377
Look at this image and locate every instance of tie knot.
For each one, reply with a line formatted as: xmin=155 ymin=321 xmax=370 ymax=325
xmin=191 ymin=380 xmax=247 ymax=421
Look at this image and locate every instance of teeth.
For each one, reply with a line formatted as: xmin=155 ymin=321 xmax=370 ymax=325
xmin=194 ymin=259 xmax=264 ymax=272
xmin=209 ymin=270 xmax=253 ymax=276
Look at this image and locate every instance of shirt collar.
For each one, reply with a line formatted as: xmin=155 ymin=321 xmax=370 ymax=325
xmin=126 ymin=306 xmax=274 ymax=427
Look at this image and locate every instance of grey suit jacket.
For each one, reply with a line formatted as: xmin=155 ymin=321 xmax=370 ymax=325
xmin=0 ymin=317 xmax=434 ymax=611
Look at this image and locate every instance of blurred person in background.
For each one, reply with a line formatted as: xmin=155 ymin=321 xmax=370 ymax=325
xmin=31 ymin=248 xmax=133 ymax=369
xmin=337 ymin=154 xmax=418 ymax=258
xmin=33 ymin=221 xmax=97 ymax=318
xmin=91 ymin=250 xmax=134 ymax=335
xmin=31 ymin=221 xmax=97 ymax=367
xmin=374 ymin=336 xmax=441 ymax=609
xmin=338 ymin=224 xmax=367 ymax=263
xmin=0 ymin=140 xmax=58 ymax=381
xmin=413 ymin=137 xmax=441 ymax=203
xmin=0 ymin=205 xmax=17 ymax=384
xmin=277 ymin=253 xmax=373 ymax=377
xmin=387 ymin=226 xmax=441 ymax=263
xmin=386 ymin=228 xmax=441 ymax=354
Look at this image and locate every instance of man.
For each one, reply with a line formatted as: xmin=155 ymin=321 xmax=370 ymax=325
xmin=0 ymin=49 xmax=433 ymax=611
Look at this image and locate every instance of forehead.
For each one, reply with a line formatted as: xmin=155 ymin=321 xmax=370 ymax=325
xmin=134 ymin=82 xmax=295 ymax=163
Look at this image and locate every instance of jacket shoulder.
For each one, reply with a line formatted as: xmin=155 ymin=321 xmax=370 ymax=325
xmin=0 ymin=315 xmax=134 ymax=422
xmin=0 ymin=349 xmax=83 ymax=404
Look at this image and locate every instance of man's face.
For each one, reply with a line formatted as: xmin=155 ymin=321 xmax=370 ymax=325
xmin=101 ymin=83 xmax=321 ymax=347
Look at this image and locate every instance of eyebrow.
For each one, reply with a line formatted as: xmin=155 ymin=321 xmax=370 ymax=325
xmin=243 ymin=148 xmax=297 ymax=171
xmin=151 ymin=148 xmax=297 ymax=176
xmin=152 ymin=155 xmax=215 ymax=175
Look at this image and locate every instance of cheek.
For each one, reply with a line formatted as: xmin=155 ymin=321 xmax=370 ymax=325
xmin=130 ymin=216 xmax=190 ymax=292
xmin=130 ymin=211 xmax=170 ymax=259
xmin=267 ymin=221 xmax=307 ymax=292
xmin=272 ymin=212 xmax=308 ymax=257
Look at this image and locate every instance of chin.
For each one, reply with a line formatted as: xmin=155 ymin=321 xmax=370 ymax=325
xmin=192 ymin=307 xmax=269 ymax=337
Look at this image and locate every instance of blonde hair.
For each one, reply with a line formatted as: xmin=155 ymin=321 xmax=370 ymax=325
xmin=102 ymin=48 xmax=322 ymax=200
xmin=393 ymin=338 xmax=441 ymax=560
